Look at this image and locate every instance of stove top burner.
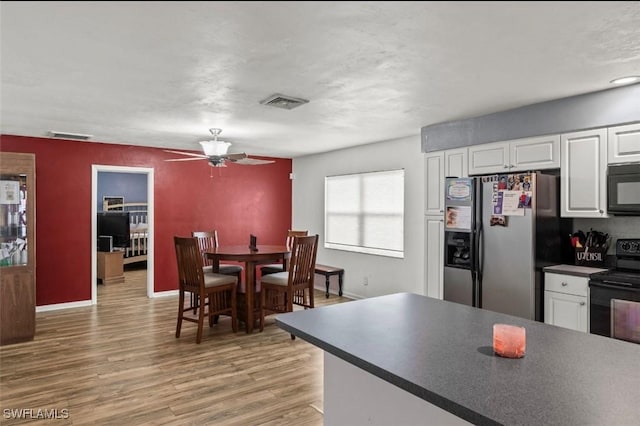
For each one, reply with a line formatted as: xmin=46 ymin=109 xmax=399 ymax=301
xmin=616 ymin=239 xmax=640 ymax=257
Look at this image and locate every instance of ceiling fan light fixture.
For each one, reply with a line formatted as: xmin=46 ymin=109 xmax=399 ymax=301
xmin=165 ymin=127 xmax=273 ymax=168
xmin=200 ymin=140 xmax=231 ymax=156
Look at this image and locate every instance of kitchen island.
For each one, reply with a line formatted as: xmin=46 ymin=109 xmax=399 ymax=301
xmin=276 ymin=292 xmax=640 ymax=425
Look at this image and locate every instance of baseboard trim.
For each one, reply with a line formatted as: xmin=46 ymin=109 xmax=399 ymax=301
xmin=313 ymin=285 xmax=360 ymax=300
xmin=36 ymin=288 xmax=350 ymax=311
xmin=153 ymin=290 xmax=179 ymax=298
xmin=36 ymin=300 xmax=93 ymax=312
xmin=340 ymin=291 xmax=361 ymax=300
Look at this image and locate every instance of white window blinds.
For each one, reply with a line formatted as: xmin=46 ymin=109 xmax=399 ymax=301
xmin=325 ymin=169 xmax=404 ymax=258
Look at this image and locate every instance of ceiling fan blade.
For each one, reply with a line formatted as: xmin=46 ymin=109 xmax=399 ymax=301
xmin=224 ymin=152 xmax=248 ymax=161
xmin=165 ymin=157 xmax=207 ymax=162
xmin=232 ymin=157 xmax=276 ymax=165
xmin=163 ymin=149 xmax=208 ymax=159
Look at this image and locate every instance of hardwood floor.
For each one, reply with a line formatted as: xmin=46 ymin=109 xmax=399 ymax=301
xmin=0 ymin=268 xmax=351 ymax=425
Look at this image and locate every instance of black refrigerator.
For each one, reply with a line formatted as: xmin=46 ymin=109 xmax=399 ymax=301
xmin=442 ymin=173 xmax=568 ymax=321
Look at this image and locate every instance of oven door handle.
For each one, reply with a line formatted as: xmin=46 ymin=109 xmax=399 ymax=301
xmin=589 ymin=280 xmax=636 ymax=290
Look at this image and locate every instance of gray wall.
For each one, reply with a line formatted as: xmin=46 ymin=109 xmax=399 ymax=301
xmin=422 ymin=83 xmax=640 ymax=152
xmin=292 ymin=135 xmax=424 ymax=299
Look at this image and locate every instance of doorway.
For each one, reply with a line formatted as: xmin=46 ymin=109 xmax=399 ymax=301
xmin=91 ymin=165 xmax=154 ymax=304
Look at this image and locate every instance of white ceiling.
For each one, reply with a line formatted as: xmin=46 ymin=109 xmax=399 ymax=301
xmin=2 ymin=1 xmax=640 ymax=158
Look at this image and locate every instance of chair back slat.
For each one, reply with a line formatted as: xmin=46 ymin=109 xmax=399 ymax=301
xmin=286 ymin=230 xmax=308 ymax=249
xmin=174 ymin=236 xmax=205 ymax=292
xmin=192 ymin=231 xmax=219 ymax=267
xmin=288 ymin=235 xmax=318 ymax=289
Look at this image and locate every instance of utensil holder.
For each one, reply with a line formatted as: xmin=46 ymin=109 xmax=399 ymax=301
xmin=574 ymin=247 xmax=606 ymax=267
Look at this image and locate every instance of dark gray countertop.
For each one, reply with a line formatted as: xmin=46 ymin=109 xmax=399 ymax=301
xmin=543 ymin=264 xmax=608 ymax=277
xmin=276 ymin=292 xmax=640 ymax=426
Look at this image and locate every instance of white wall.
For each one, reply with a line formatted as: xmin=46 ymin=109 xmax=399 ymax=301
xmin=292 ymin=135 xmax=424 ymax=299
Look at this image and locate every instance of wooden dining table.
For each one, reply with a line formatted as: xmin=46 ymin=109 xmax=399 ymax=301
xmin=205 ymin=245 xmax=290 ymax=333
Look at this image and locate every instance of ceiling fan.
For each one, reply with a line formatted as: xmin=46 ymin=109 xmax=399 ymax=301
xmin=164 ymin=128 xmax=275 ymax=167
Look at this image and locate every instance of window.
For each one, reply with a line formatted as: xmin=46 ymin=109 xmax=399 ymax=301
xmin=325 ymin=169 xmax=404 ymax=258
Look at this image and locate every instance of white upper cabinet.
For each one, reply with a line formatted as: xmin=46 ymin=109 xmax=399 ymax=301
xmin=424 ymin=152 xmax=444 ymax=216
xmin=468 ymin=142 xmax=509 ymax=175
xmin=425 ymin=148 xmax=468 ymax=216
xmin=468 ymin=135 xmax=559 ymax=175
xmin=445 ymin=148 xmax=468 ymax=179
xmin=510 ymin=135 xmax=560 ymax=170
xmin=608 ymin=122 xmax=640 ymax=164
xmin=561 ymin=128 xmax=608 ymax=218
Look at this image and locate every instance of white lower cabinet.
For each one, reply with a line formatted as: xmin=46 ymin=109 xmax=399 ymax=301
xmin=425 ymin=215 xmax=444 ymax=299
xmin=544 ymin=272 xmax=588 ymax=332
xmin=544 ymin=291 xmax=588 ymax=333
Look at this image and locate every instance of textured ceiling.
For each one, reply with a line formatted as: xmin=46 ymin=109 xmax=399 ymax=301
xmin=1 ymin=1 xmax=640 ymax=158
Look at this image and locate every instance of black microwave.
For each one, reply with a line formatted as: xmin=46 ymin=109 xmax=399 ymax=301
xmin=608 ymin=163 xmax=640 ymax=215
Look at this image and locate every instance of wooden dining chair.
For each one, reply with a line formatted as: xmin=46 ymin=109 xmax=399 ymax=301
xmin=261 ymin=230 xmax=312 ymax=307
xmin=192 ymin=230 xmax=243 ymax=280
xmin=192 ymin=230 xmax=243 ymax=314
xmin=259 ymin=234 xmax=318 ymax=338
xmin=174 ymin=236 xmax=238 ymax=344
xmin=260 ymin=230 xmax=308 ymax=275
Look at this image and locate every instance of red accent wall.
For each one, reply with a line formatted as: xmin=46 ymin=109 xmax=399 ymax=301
xmin=0 ymin=135 xmax=292 ymax=305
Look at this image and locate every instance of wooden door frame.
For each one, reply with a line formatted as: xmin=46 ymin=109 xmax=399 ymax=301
xmin=91 ymin=165 xmax=154 ymax=303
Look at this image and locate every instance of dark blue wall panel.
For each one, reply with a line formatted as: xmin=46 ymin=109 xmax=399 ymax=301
xmin=97 ymin=172 xmax=147 ymax=211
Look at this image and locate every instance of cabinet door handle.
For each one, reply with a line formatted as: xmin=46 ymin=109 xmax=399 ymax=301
xmin=439 ymin=210 xmax=444 ymax=213
xmin=503 ymin=165 xmax=509 ymax=169
xmin=561 ymin=282 xmax=568 ymax=286
xmin=599 ymin=209 xmax=604 ymax=214
xmin=510 ymin=164 xmax=515 ymax=168
xmin=580 ymin=301 xmax=586 ymax=306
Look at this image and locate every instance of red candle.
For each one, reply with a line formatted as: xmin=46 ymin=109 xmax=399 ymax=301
xmin=493 ymin=324 xmax=526 ymax=358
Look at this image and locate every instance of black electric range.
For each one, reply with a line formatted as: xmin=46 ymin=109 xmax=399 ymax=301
xmin=589 ymin=239 xmax=640 ymax=340
xmin=590 ymin=239 xmax=640 ymax=288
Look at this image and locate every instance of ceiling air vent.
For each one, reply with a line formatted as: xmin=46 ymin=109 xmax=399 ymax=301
xmin=48 ymin=131 xmax=93 ymax=140
xmin=259 ymin=93 xmax=309 ymax=110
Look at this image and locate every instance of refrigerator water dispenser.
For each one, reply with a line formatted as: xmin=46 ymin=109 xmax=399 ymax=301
xmin=445 ymin=232 xmax=471 ymax=269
